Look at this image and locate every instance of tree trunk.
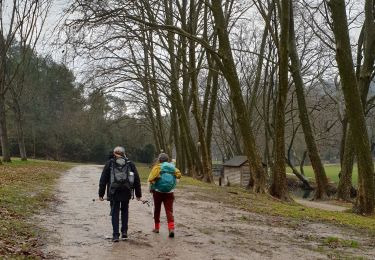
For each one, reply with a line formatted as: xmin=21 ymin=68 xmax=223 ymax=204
xmin=0 ymin=94 xmax=11 ymax=162
xmin=211 ymin=0 xmax=266 ymax=193
xmin=288 ymin=1 xmax=328 ymax=199
xmin=149 ymin=32 xmax=167 ymax=153
xmin=338 ymin=0 xmax=375 ymax=202
xmin=337 ymin=125 xmax=355 ymax=200
xmin=15 ymin=114 xmax=27 ymax=161
xmin=328 ymin=0 xmax=374 ymax=214
xmin=339 ymin=117 xmax=348 ymax=167
xmin=249 ymin=3 xmax=273 ymax=118
xmin=144 ymin=77 xmax=161 ymax=153
xmin=270 ymin=0 xmax=291 ymax=200
xmin=171 ymin=103 xmax=183 ymax=171
xmin=12 ymin=97 xmax=27 ymax=161
xmin=164 ymin=0 xmax=203 ymax=177
xmin=287 ymin=159 xmax=313 ymax=190
xmin=300 ymin=151 xmax=307 ymax=176
xmin=205 ymin=56 xmax=219 ymax=164
xmin=189 ymin=35 xmax=213 ymax=182
xmin=264 ymin=45 xmax=277 ymax=176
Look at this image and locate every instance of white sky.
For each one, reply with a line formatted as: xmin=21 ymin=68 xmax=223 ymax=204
xmin=37 ymin=0 xmax=69 ymax=63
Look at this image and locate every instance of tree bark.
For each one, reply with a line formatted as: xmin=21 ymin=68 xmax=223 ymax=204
xmin=328 ymin=0 xmax=374 ymax=214
xmin=338 ymin=0 xmax=375 ymax=201
xmin=270 ymin=0 xmax=291 ymax=200
xmin=300 ymin=150 xmax=307 ymax=176
xmin=0 ymin=94 xmax=11 ymax=162
xmin=337 ymin=125 xmax=355 ymax=200
xmin=11 ymin=94 xmax=27 ymax=161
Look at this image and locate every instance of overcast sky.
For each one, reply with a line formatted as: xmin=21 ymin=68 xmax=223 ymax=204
xmin=37 ymin=0 xmax=69 ymax=63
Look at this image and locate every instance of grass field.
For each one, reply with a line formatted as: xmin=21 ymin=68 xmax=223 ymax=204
xmin=0 ymin=158 xmax=72 ymax=258
xmin=288 ymin=164 xmax=359 ymax=184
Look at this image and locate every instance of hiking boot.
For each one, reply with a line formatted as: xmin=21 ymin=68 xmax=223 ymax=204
xmin=121 ymin=233 xmax=128 ymax=240
xmin=168 ymin=229 xmax=174 ymax=238
xmin=112 ymin=235 xmax=119 ymax=242
xmin=152 ymin=229 xmax=159 ymax=233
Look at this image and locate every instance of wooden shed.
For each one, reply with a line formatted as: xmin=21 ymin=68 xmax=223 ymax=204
xmin=222 ymin=156 xmax=251 ymax=187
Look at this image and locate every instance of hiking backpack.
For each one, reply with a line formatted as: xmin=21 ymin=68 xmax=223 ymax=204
xmin=110 ymin=157 xmax=135 ymax=195
xmin=153 ymin=162 xmax=177 ymax=192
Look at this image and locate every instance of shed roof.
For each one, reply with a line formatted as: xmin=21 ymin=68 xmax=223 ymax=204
xmin=223 ymin=156 xmax=248 ymax=167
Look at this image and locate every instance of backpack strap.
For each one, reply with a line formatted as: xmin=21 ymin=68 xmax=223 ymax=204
xmin=109 ymin=159 xmax=115 ymax=186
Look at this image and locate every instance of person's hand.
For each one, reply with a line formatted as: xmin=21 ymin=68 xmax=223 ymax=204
xmin=136 ymin=197 xmax=142 ymax=201
xmin=99 ymin=197 xmax=104 ymax=201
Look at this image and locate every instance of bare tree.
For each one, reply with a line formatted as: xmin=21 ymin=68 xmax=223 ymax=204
xmin=288 ymin=1 xmax=329 ymax=199
xmin=270 ymin=0 xmax=291 ymax=200
xmin=0 ymin=0 xmax=51 ymax=162
xmin=327 ymin=0 xmax=375 ymax=214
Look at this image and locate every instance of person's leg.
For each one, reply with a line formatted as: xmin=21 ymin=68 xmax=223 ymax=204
xmin=111 ymin=201 xmax=120 ymax=241
xmin=152 ymin=191 xmax=162 ymax=232
xmin=120 ymin=200 xmax=129 ymax=238
xmin=163 ymin=192 xmax=175 ymax=237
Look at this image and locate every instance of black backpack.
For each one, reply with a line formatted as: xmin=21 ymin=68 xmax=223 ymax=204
xmin=109 ymin=158 xmax=135 ymax=196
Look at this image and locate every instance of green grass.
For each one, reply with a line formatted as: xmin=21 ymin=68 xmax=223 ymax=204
xmin=170 ymin=173 xmax=375 ymax=235
xmin=323 ymin=236 xmax=360 ymax=248
xmin=287 ymin=164 xmax=359 ymax=184
xmin=136 ymin=164 xmax=151 ymax=183
xmin=0 ymin=158 xmax=72 ymax=258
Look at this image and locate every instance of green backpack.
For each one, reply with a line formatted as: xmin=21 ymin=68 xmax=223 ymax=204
xmin=152 ymin=162 xmax=177 ymax=192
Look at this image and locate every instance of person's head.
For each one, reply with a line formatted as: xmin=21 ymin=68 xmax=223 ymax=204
xmin=113 ymin=146 xmax=125 ymax=158
xmin=158 ymin=153 xmax=169 ymax=163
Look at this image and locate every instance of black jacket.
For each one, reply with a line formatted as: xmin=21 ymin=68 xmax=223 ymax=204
xmin=99 ymin=158 xmax=142 ymax=201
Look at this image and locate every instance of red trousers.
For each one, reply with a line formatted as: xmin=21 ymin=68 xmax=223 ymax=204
xmin=152 ymin=191 xmax=174 ymax=230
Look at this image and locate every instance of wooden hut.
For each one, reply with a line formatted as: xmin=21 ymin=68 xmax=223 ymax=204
xmin=222 ymin=156 xmax=251 ymax=187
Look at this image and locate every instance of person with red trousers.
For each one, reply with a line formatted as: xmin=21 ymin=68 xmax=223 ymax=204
xmin=148 ymin=153 xmax=181 ymax=238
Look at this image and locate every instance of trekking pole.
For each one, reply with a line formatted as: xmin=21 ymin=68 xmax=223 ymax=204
xmin=139 ymin=198 xmax=153 ymax=215
xmin=92 ymin=197 xmax=107 ymax=202
xmin=141 ymin=200 xmax=151 ymax=207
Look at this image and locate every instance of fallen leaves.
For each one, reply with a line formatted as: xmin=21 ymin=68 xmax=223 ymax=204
xmin=0 ymin=160 xmax=70 ymax=258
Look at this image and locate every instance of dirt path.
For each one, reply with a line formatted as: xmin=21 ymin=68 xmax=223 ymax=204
xmin=40 ymin=166 xmax=375 ymax=259
xmin=294 ymin=199 xmax=349 ymax=212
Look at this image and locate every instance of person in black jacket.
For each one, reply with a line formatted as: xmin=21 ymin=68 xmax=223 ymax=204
xmin=99 ymin=146 xmax=142 ymax=242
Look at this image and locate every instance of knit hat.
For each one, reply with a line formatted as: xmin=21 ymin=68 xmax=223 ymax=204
xmin=158 ymin=153 xmax=169 ymax=162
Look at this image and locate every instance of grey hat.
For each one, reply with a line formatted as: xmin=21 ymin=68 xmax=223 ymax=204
xmin=158 ymin=153 xmax=169 ymax=162
xmin=113 ymin=146 xmax=125 ymax=156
